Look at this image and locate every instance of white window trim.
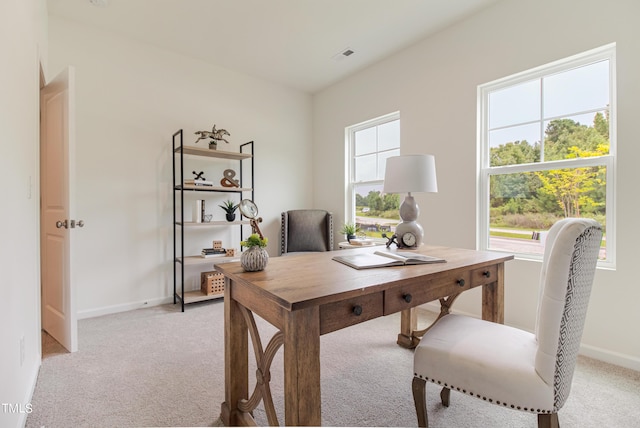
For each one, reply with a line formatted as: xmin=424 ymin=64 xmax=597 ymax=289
xmin=477 ymin=44 xmax=616 ymax=269
xmin=345 ymin=111 xmax=400 ymax=227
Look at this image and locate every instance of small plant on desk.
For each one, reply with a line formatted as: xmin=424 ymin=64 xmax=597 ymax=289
xmin=340 ymin=222 xmax=360 ymax=242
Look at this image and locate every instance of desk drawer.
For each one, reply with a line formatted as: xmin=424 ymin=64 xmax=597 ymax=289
xmin=320 ymin=292 xmax=383 ymax=335
xmin=470 ymin=265 xmax=498 ymax=286
xmin=384 ymin=271 xmax=471 ymax=315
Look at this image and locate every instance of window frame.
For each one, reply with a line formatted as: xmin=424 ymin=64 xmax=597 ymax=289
xmin=345 ymin=111 xmax=400 ymax=234
xmin=477 ymin=44 xmax=616 ymax=269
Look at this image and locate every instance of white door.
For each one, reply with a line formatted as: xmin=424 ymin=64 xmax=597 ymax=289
xmin=40 ymin=66 xmax=78 ymax=352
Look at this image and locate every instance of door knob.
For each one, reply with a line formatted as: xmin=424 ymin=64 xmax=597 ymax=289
xmin=56 ymin=219 xmax=84 ymax=229
xmin=69 ymin=219 xmax=85 ymax=228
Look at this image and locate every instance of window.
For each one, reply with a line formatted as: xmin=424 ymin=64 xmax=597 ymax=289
xmin=478 ymin=44 xmax=615 ymax=267
xmin=346 ymin=112 xmax=401 ymax=239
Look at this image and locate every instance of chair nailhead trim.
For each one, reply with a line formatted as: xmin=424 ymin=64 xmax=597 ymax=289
xmin=417 ymin=376 xmax=554 ymax=414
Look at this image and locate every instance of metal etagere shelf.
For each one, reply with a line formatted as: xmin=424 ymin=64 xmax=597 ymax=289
xmin=172 ymin=129 xmax=254 ymax=311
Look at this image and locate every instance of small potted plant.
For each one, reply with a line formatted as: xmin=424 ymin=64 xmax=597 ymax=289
xmin=219 ymin=200 xmax=238 ymax=222
xmin=240 ymin=233 xmax=269 ymax=271
xmin=340 ymin=222 xmax=360 ymax=243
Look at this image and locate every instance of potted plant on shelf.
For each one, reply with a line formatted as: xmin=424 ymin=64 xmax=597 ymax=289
xmin=240 ymin=233 xmax=269 ymax=272
xmin=219 ymin=200 xmax=238 ymax=222
xmin=340 ymin=222 xmax=360 ymax=243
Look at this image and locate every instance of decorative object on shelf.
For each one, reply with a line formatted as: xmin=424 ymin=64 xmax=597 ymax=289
xmin=219 ymin=200 xmax=238 ymax=222
xmin=192 ymin=170 xmax=206 ymax=180
xmin=220 ymin=169 xmax=240 ymax=187
xmin=203 ymin=214 xmax=213 ymax=222
xmin=194 ymin=124 xmax=231 ymax=150
xmin=340 ymin=222 xmax=360 ymax=243
xmin=238 ymin=199 xmax=264 ymax=238
xmin=383 ymin=154 xmax=438 ymax=249
xmin=225 ymin=248 xmax=236 ymax=257
xmin=240 ymin=233 xmax=269 ymax=272
xmin=201 ymin=271 xmax=225 ymax=296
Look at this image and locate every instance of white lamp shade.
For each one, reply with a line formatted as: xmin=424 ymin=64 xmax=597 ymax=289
xmin=383 ymin=154 xmax=438 ymax=194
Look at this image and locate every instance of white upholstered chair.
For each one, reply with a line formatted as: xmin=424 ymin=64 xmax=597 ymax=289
xmin=412 ymin=218 xmax=602 ymax=428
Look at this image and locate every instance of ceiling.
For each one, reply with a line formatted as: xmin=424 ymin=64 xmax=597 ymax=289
xmin=47 ymin=0 xmax=500 ymax=93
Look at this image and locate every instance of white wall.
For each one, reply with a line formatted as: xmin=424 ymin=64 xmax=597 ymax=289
xmin=0 ymin=0 xmax=47 ymax=426
xmin=47 ymin=17 xmax=313 ymax=317
xmin=313 ymin=0 xmax=640 ymax=370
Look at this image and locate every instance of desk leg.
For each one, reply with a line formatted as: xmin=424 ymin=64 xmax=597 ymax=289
xmin=221 ymin=280 xmax=249 ymax=426
xmin=397 ymin=308 xmax=419 ymax=348
xmin=283 ymin=306 xmax=321 ymax=426
xmin=482 ymin=262 xmax=505 ymax=323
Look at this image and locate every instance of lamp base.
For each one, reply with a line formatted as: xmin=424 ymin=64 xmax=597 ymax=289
xmin=394 ymin=194 xmax=424 ymax=249
xmin=395 ymin=221 xmax=424 ymax=249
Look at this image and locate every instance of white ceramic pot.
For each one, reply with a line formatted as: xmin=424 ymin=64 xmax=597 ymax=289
xmin=241 ymin=246 xmax=269 ymax=272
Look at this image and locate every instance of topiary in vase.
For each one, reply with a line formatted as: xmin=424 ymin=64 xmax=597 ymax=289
xmin=240 ymin=233 xmax=269 ymax=271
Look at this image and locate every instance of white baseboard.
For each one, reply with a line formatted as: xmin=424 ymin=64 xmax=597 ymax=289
xmin=77 ymin=296 xmax=173 ymax=320
xmin=418 ymin=302 xmax=640 ymax=372
xmin=579 ymin=344 xmax=640 ymax=372
xmin=19 ymin=358 xmax=41 ymax=428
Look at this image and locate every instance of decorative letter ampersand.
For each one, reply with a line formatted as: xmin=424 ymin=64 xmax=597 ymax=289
xmin=220 ymin=169 xmax=240 ymax=188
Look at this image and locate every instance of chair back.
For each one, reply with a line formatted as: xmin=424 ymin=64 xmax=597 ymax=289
xmin=280 ymin=210 xmax=333 ymax=254
xmin=534 ymin=218 xmax=602 ymax=410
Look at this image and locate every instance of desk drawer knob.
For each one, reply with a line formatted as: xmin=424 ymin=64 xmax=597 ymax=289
xmin=403 ymin=293 xmax=413 ymax=303
xmin=483 ymin=271 xmax=491 ymax=278
xmin=456 ymin=278 xmax=466 ymax=287
xmin=353 ymin=305 xmax=363 ymax=316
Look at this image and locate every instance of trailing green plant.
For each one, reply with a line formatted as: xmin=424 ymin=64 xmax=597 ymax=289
xmin=218 ymin=200 xmax=238 ymax=214
xmin=240 ymin=233 xmax=268 ymax=248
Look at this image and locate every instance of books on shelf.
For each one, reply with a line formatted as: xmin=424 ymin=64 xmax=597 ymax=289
xmin=332 ymin=250 xmax=446 ymax=270
xmin=202 ymin=248 xmax=226 ymax=254
xmin=184 ymin=179 xmax=214 ymax=186
xmin=201 ymin=248 xmax=227 ymax=258
xmin=193 ymin=199 xmax=206 ymax=223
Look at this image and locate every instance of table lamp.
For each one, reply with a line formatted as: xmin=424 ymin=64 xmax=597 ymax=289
xmin=383 ymin=154 xmax=438 ymax=248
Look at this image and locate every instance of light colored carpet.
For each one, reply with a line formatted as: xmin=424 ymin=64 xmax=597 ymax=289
xmin=27 ymin=301 xmax=640 ymax=427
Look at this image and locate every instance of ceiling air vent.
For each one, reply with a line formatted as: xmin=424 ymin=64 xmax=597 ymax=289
xmin=89 ymin=0 xmax=109 ymax=7
xmin=331 ymin=47 xmax=355 ymax=62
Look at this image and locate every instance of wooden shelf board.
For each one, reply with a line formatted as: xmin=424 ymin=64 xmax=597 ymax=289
xmin=175 ymin=184 xmax=252 ymax=192
xmin=178 ymin=255 xmax=241 ymax=266
xmin=174 ymin=145 xmax=252 ymax=160
xmin=183 ymin=290 xmax=224 ymax=304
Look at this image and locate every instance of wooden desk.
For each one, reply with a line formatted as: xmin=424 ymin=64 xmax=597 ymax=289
xmin=216 ymin=245 xmax=513 ymax=426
